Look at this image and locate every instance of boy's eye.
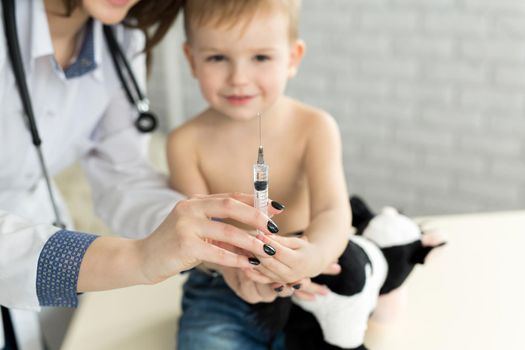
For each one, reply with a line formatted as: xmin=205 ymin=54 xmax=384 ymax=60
xmin=254 ymin=55 xmax=271 ymax=62
xmin=206 ymin=55 xmax=226 ymax=62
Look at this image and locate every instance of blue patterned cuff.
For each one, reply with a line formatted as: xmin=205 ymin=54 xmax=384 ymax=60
xmin=36 ymin=230 xmax=98 ymax=307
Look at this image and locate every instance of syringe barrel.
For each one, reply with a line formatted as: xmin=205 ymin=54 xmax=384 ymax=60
xmin=253 ymin=163 xmax=269 ymax=218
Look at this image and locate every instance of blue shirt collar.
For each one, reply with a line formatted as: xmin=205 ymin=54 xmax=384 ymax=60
xmin=63 ymin=19 xmax=97 ymax=79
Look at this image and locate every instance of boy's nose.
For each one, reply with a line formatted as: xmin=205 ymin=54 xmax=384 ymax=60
xmin=229 ymin=63 xmax=250 ymax=86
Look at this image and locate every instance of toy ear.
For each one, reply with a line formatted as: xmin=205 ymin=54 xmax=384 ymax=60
xmin=350 ymin=195 xmax=375 ymax=232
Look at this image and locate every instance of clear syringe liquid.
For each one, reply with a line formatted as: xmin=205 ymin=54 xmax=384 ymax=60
xmin=253 ymin=146 xmax=269 ymax=222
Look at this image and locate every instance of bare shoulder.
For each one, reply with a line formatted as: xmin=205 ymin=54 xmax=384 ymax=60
xmin=285 ymin=97 xmax=341 ymax=141
xmin=166 ymin=110 xmax=210 ymax=150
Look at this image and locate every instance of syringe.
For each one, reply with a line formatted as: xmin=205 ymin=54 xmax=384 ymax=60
xmin=253 ymin=114 xmax=269 ymax=234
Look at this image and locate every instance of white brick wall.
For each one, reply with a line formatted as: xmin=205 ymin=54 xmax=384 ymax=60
xmin=154 ymin=0 xmax=525 ymax=215
xmin=292 ymin=0 xmax=525 ymax=215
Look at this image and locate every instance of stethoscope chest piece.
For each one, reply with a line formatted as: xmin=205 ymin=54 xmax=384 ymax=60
xmin=136 ymin=111 xmax=157 ymax=133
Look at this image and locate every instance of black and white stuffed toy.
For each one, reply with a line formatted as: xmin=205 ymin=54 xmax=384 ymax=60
xmin=284 ymin=196 xmax=446 ymax=350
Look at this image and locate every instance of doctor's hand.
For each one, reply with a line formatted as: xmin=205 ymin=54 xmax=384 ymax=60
xmin=292 ymin=263 xmax=341 ymax=301
xmin=137 ymin=193 xmax=284 ymax=285
xmin=216 ymin=265 xmax=294 ymax=304
xmin=240 ymin=234 xmax=327 ymax=286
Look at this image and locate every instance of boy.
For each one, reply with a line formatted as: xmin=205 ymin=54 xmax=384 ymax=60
xmin=168 ymin=0 xmax=351 ymax=348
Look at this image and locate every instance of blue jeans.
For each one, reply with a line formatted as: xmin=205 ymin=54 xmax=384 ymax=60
xmin=177 ymin=269 xmax=286 ymax=350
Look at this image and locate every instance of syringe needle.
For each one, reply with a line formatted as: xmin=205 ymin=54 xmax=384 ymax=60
xmin=253 ymin=112 xmax=268 ymax=233
xmin=258 ymin=112 xmax=262 ymax=147
xmin=257 ymin=112 xmax=265 ymax=164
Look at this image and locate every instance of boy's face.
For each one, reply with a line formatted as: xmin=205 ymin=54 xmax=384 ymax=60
xmin=184 ymin=12 xmax=304 ymax=121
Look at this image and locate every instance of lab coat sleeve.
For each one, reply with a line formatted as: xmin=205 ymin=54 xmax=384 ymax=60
xmin=81 ymin=28 xmax=184 ymax=238
xmin=0 ymin=211 xmax=97 ymax=310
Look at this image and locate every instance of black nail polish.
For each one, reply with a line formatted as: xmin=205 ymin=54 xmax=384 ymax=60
xmin=263 ymin=244 xmax=276 ymax=256
xmin=267 ymin=220 xmax=279 ymax=234
xmin=248 ymin=257 xmax=260 ymax=266
xmin=274 ymin=285 xmax=284 ymax=292
xmin=271 ymin=201 xmax=285 ymax=210
xmin=292 ymin=284 xmax=302 ymax=290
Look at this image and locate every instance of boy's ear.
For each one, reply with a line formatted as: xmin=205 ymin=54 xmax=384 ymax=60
xmin=183 ymin=42 xmax=197 ymax=78
xmin=288 ymin=39 xmax=305 ymax=78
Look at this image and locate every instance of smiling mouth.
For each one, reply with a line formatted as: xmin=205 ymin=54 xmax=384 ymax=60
xmin=224 ymin=95 xmax=256 ymax=106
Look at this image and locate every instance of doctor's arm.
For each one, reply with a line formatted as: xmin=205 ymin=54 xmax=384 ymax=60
xmin=0 ymin=193 xmax=278 ymax=310
xmin=77 ymin=193 xmax=279 ymax=291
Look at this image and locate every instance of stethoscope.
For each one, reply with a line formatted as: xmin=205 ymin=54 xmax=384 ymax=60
xmin=2 ymin=0 xmax=158 ymax=229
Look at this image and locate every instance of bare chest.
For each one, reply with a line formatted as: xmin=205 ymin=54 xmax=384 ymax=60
xmin=198 ymin=133 xmax=310 ymax=233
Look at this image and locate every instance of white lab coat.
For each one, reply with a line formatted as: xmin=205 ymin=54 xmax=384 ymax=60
xmin=0 ymin=1 xmax=183 ymax=348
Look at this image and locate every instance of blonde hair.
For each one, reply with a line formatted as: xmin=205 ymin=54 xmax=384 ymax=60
xmin=183 ymin=0 xmax=301 ymax=41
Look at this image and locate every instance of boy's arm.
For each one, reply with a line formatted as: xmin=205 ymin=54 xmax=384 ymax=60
xmin=166 ymin=125 xmax=210 ymax=196
xmin=302 ymin=112 xmax=351 ymax=274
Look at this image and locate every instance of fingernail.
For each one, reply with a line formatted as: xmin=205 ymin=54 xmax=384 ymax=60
xmin=271 ymin=201 xmax=285 ymax=210
xmin=263 ymin=244 xmax=276 ymax=256
xmin=248 ymin=257 xmax=260 ymax=266
xmin=267 ymin=220 xmax=279 ymax=234
xmin=292 ymin=283 xmax=302 ymax=290
xmin=274 ymin=285 xmax=284 ymax=292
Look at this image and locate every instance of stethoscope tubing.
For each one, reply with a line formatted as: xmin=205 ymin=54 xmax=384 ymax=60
xmin=2 ymin=0 xmax=65 ymax=229
xmin=2 ymin=0 xmax=41 ymax=147
xmin=2 ymin=0 xmax=159 ymax=229
xmin=103 ymin=25 xmax=158 ymax=133
xmin=103 ymin=25 xmax=145 ymax=102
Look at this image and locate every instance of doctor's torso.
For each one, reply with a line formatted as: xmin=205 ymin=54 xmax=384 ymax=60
xmin=0 ymin=0 xmax=144 ymax=222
